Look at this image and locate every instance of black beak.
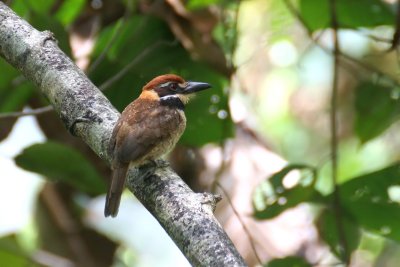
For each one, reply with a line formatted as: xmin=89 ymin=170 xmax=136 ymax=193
xmin=183 ymin=81 xmax=211 ymax=94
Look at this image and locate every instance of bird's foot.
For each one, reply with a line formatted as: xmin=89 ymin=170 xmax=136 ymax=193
xmin=155 ymin=159 xmax=170 ymax=169
xmin=137 ymin=160 xmax=169 ymax=179
xmin=199 ymin=192 xmax=222 ymax=212
xmin=138 ymin=161 xmax=157 ymax=179
xmin=41 ymin=30 xmax=57 ymax=46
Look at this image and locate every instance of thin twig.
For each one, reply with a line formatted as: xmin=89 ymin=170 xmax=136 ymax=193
xmin=328 ymin=0 xmax=349 ymax=263
xmin=389 ymin=0 xmax=400 ymax=51
xmin=0 ymin=105 xmax=53 ymax=119
xmin=216 ymin=182 xmax=263 ymax=265
xmin=284 ymin=0 xmax=352 ymax=262
xmin=98 ymin=39 xmax=178 ymax=91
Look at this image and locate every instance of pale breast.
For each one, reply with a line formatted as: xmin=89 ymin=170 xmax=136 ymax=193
xmin=137 ymin=107 xmax=186 ymax=164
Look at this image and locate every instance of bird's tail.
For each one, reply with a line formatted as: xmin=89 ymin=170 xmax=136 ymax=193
xmin=104 ymin=163 xmax=129 ymax=217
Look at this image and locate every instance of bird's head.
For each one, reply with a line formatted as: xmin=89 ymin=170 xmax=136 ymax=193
xmin=139 ymin=74 xmax=211 ymax=105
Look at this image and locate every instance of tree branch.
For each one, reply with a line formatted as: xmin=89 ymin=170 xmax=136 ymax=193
xmin=0 ymin=3 xmax=246 ymax=266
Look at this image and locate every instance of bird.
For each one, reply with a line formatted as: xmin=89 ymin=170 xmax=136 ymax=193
xmin=105 ymin=74 xmax=211 ymax=217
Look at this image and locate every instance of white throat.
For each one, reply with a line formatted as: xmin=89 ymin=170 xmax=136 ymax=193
xmin=160 ymin=95 xmax=180 ymax=101
xmin=160 ymin=94 xmax=191 ymax=104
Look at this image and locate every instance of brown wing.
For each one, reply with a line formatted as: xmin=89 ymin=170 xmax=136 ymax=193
xmin=106 ymin=116 xmax=127 ymax=217
xmin=115 ymin=101 xmax=183 ymax=164
xmin=108 ymin=118 xmax=123 ymax=164
xmin=115 ymin=121 xmax=157 ymax=163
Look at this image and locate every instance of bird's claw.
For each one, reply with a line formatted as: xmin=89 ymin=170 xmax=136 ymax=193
xmin=138 ymin=161 xmax=157 ymax=179
xmin=155 ymin=159 xmax=170 ymax=169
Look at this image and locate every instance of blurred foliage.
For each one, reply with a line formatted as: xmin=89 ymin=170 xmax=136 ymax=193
xmin=264 ymin=256 xmax=312 ymax=267
xmin=0 ymin=236 xmax=38 ymax=267
xmin=90 ymin=15 xmax=232 ymax=146
xmin=317 ymin=207 xmax=361 ymax=260
xmin=251 ymin=0 xmax=400 ymax=264
xmin=15 ymin=141 xmax=106 ymax=194
xmin=254 ymin=163 xmax=400 ymax=262
xmin=354 ymin=82 xmax=400 ymax=144
xmin=187 ymin=0 xmax=222 ymax=10
xmin=300 ymin=0 xmax=394 ymax=30
xmin=253 ymin=164 xmax=322 ymax=219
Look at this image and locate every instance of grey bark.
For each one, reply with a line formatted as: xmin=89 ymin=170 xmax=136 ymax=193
xmin=0 ymin=3 xmax=247 ymax=267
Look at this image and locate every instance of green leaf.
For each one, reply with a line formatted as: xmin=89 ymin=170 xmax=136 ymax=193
xmin=300 ymin=0 xmax=394 ymax=31
xmin=0 ymin=59 xmax=35 ymax=114
xmin=0 ymin=236 xmax=38 ymax=267
xmin=317 ymin=209 xmax=361 ymax=261
xmin=0 ymin=83 xmax=35 ymax=113
xmin=91 ymin=16 xmax=232 ymax=146
xmin=269 ymin=164 xmax=317 ymax=189
xmin=265 ymin=256 xmax=311 ymax=267
xmin=253 ymin=164 xmax=323 ymax=219
xmin=346 ymin=202 xmax=400 ymax=242
xmin=10 ymin=0 xmax=31 ymax=17
xmin=54 ymin=0 xmax=86 ymax=26
xmin=15 ymin=141 xmax=106 ymax=194
xmin=339 ymin=164 xmax=400 ymax=242
xmin=26 ymin=0 xmax=55 ymax=15
xmin=187 ymin=0 xmax=223 ymax=10
xmin=339 ymin=164 xmax=400 ymax=202
xmin=354 ymin=82 xmax=400 ymax=143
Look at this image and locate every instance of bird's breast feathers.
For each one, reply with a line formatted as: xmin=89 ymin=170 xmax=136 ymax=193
xmin=115 ymin=99 xmax=186 ymax=164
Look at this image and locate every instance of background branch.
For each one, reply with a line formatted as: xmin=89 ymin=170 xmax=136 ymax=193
xmin=0 ymin=3 xmax=246 ymax=266
xmin=0 ymin=106 xmax=53 ymax=119
xmin=329 ymin=0 xmax=349 ymax=263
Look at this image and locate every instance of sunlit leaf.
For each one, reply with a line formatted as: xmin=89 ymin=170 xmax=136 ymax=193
xmin=338 ymin=164 xmax=400 ymax=242
xmin=26 ymin=0 xmax=55 ymax=15
xmin=15 ymin=142 xmax=106 ymax=194
xmin=354 ymin=82 xmax=400 ymax=143
xmin=300 ymin=0 xmax=394 ymax=31
xmin=54 ymin=0 xmax=86 ymax=26
xmin=253 ymin=164 xmax=323 ymax=219
xmin=269 ymin=164 xmax=317 ymax=189
xmin=187 ymin=0 xmax=223 ymax=9
xmin=0 ymin=236 xmax=37 ymax=267
xmin=264 ymin=256 xmax=311 ymax=267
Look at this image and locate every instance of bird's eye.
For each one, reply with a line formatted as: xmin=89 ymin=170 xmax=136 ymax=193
xmin=170 ymin=83 xmax=178 ymax=91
